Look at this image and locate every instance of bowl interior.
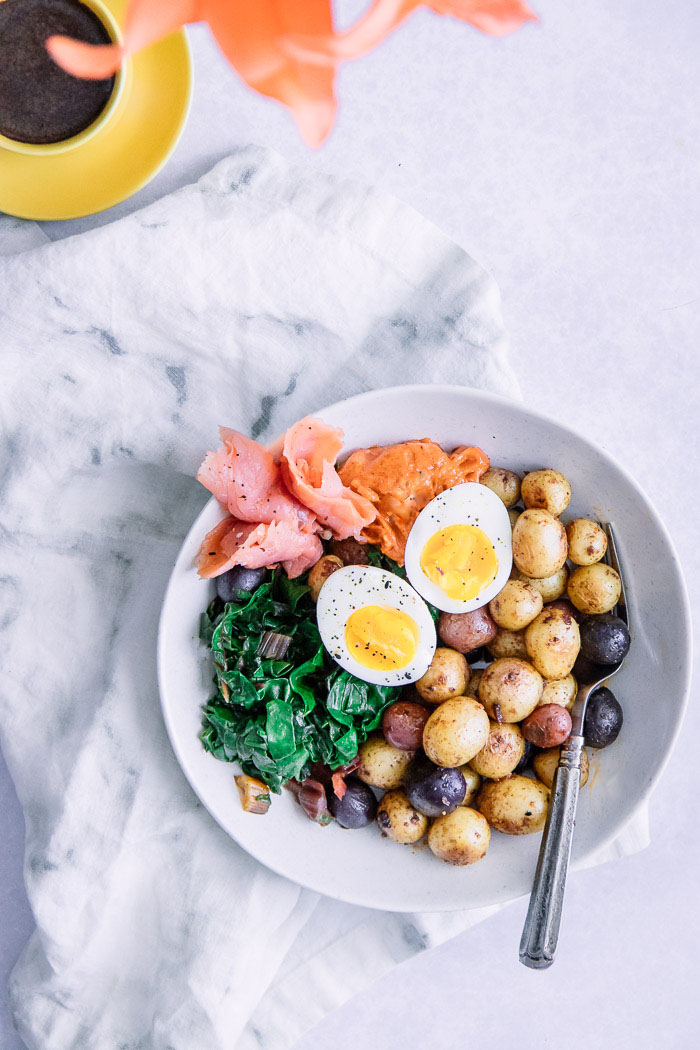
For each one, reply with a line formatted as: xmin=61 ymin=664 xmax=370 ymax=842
xmin=157 ymin=385 xmax=691 ymax=912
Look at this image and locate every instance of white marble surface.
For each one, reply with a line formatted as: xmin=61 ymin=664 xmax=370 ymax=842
xmin=2 ymin=0 xmax=699 ymax=1047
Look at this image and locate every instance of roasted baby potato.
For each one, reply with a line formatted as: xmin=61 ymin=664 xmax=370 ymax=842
xmin=525 ymin=607 xmax=581 ymax=679
xmin=565 ymin=518 xmax=607 ymax=566
xmin=521 ymin=703 xmax=572 ymax=747
xmin=415 ymin=647 xmax=469 ymax=704
xmin=567 ymin=564 xmax=622 ymax=615
xmin=308 ymin=555 xmax=344 ymax=601
xmin=458 ymin=764 xmax=482 ymax=806
xmin=477 ymin=775 xmax=550 ymax=835
xmin=376 ymin=789 xmax=428 ymax=844
xmin=469 ymin=721 xmax=526 ymax=779
xmin=464 ymin=666 xmax=485 ymax=699
xmin=521 ymin=469 xmax=572 ymax=516
xmin=422 ymin=696 xmax=490 ymax=767
xmin=329 ymin=537 xmax=371 ymax=565
xmin=356 ymin=734 xmax=413 ymax=789
xmin=382 ymin=700 xmax=431 ymax=750
xmin=539 ymin=674 xmax=577 ymax=710
xmin=404 ymin=756 xmax=466 ymax=816
xmin=489 ymin=579 xmax=543 ymax=631
xmin=438 ymin=607 xmax=498 ymax=654
xmin=480 ymin=467 xmax=522 ymax=508
xmin=579 ymin=613 xmax=630 ymax=666
xmin=478 ymin=657 xmax=543 ymax=722
xmin=517 ymin=566 xmax=569 ymax=602
xmin=533 ymin=747 xmax=590 ymax=789
xmin=428 ymin=807 xmax=491 ymax=865
xmin=512 ymin=509 xmax=568 ymax=579
xmin=487 ymin=627 xmax=529 ymax=660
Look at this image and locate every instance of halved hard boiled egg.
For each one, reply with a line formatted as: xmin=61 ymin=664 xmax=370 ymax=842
xmin=404 ymin=483 xmax=512 ymax=614
xmin=316 ymin=565 xmax=437 ymax=686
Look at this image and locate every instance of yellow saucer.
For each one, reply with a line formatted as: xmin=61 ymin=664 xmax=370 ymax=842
xmin=0 ymin=2 xmax=192 ymax=221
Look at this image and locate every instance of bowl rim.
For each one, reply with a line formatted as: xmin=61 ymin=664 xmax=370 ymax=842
xmin=157 ymin=383 xmax=693 ymax=911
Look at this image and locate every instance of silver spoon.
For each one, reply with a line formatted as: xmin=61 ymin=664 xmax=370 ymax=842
xmin=519 ymin=522 xmax=628 ymax=969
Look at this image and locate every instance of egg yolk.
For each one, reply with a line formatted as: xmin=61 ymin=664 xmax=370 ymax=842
xmin=420 ymin=523 xmax=498 ymax=601
xmin=345 ymin=605 xmax=420 ymax=671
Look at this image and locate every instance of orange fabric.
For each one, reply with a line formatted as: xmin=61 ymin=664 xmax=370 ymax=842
xmin=338 ymin=439 xmax=490 ymax=564
xmin=47 ymin=0 xmax=536 ymax=145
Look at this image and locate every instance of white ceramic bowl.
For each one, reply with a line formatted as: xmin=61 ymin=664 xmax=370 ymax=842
xmin=158 ymin=385 xmax=691 ymax=912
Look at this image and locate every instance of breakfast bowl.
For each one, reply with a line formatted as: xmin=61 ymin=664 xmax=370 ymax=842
xmin=157 ymin=385 xmax=691 ymax=912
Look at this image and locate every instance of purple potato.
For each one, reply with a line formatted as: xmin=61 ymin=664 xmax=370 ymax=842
xmin=404 ymin=756 xmax=466 ymax=817
xmin=329 ymin=776 xmax=377 ymax=828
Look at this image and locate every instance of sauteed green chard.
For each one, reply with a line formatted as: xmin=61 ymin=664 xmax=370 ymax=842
xmin=200 ymin=564 xmax=403 ymax=792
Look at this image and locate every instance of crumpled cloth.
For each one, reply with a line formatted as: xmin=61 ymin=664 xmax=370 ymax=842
xmin=0 ymin=145 xmax=649 ymax=1050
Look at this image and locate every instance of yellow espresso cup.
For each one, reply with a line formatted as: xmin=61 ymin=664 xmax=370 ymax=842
xmin=0 ymin=0 xmax=131 ymax=156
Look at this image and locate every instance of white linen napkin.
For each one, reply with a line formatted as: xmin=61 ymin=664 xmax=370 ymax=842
xmin=0 ymin=145 xmax=649 ymax=1050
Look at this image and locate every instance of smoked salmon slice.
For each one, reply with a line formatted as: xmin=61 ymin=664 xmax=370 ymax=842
xmin=280 ymin=417 xmax=376 ymax=540
xmin=195 ymin=515 xmax=323 ymax=579
xmin=197 ymin=427 xmax=315 ymax=530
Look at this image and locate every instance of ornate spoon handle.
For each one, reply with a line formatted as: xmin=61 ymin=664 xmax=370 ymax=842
xmin=519 ymin=734 xmax=584 ymax=969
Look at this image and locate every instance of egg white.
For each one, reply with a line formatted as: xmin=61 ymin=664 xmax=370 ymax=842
xmin=404 ymin=483 xmax=513 ymax=614
xmin=316 ymin=565 xmax=437 ymax=686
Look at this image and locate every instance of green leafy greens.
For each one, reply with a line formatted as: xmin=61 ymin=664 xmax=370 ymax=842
xmin=199 ymin=569 xmax=400 ymax=792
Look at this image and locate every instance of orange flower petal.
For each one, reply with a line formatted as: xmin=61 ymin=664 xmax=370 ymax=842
xmin=48 ymin=0 xmax=200 ymax=78
xmin=46 ymin=37 xmax=124 ymax=79
xmin=46 ymin=0 xmax=536 ymax=144
xmin=284 ymin=0 xmax=537 ymax=65
xmin=204 ymin=0 xmax=337 ymax=147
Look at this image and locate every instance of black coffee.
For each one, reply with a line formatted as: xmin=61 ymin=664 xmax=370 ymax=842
xmin=0 ymin=0 xmax=115 ymax=144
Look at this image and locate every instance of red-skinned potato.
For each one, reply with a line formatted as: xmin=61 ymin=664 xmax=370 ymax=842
xmin=382 ymin=701 xmax=431 ymax=751
xmin=438 ymin=608 xmax=497 ymax=653
xmin=521 ymin=704 xmax=572 ymax=747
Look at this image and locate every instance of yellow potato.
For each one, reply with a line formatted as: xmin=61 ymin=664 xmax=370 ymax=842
xmin=478 ymin=657 xmax=543 ymax=722
xmin=308 ymin=555 xmax=344 ymax=601
xmin=458 ymin=765 xmax=482 ymax=806
xmin=428 ymin=807 xmax=491 ymax=865
xmin=487 ymin=627 xmax=529 ymax=660
xmin=422 ymin=696 xmax=490 ymax=767
xmin=512 ymin=509 xmax=568 ymax=579
xmin=415 ymin=647 xmax=469 ymax=704
xmin=567 ymin=564 xmax=621 ymax=615
xmin=469 ymin=721 xmax=525 ymax=779
xmin=525 ymin=607 xmax=581 ymax=680
xmin=521 ymin=469 xmax=572 ymax=516
xmin=533 ymin=747 xmax=589 ymax=789
xmin=376 ymin=790 xmax=428 ymax=844
xmin=565 ymin=519 xmax=607 ymax=566
xmin=480 ymin=467 xmax=522 ymax=508
xmin=356 ymin=734 xmax=413 ymax=789
xmin=517 ymin=566 xmax=569 ymax=602
xmin=489 ymin=579 xmax=543 ymax=631
xmin=464 ymin=666 xmax=484 ymax=699
xmin=538 ymin=674 xmax=577 ymax=710
xmin=477 ymin=775 xmax=550 ymax=835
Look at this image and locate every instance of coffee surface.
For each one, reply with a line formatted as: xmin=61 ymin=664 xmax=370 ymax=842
xmin=0 ymin=0 xmax=115 ymax=144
